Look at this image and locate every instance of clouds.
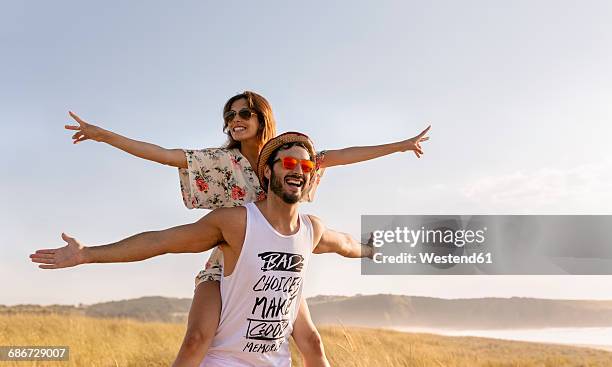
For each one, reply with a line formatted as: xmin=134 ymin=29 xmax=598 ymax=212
xmin=394 ymin=162 xmax=612 ymax=215
xmin=460 ymin=163 xmax=612 ymax=213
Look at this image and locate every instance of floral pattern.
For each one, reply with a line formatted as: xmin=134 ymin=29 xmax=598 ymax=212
xmin=180 ymin=147 xmax=327 ymax=286
xmin=194 ymin=248 xmax=224 ymax=285
xmin=179 ymin=148 xmax=265 ymax=210
xmin=195 ymin=178 xmax=209 ymax=192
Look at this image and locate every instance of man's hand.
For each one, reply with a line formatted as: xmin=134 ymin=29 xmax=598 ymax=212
xmin=399 ymin=125 xmax=431 ymax=158
xmin=364 ymin=232 xmax=375 ymax=259
xmin=65 ymin=111 xmax=107 ymax=144
xmin=30 ymin=233 xmax=87 ymax=269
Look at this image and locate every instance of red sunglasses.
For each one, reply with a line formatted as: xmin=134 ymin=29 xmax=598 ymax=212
xmin=274 ymin=156 xmax=315 ymax=173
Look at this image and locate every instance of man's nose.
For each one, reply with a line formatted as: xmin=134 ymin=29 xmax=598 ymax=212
xmin=291 ymin=163 xmax=304 ymax=174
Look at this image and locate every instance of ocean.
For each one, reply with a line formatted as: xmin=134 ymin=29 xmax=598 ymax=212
xmin=395 ymin=326 xmax=612 ymax=351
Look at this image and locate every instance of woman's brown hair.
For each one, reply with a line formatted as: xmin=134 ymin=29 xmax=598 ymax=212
xmin=222 ymin=91 xmax=277 ymax=150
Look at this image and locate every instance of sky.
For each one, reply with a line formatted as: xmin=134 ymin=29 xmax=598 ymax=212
xmin=2 ymin=0 xmax=612 ymax=305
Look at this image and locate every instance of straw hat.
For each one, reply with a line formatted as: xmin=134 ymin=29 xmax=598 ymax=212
xmin=256 ymin=132 xmax=316 ymax=183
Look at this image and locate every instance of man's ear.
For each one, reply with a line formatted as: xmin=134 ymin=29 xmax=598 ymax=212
xmin=264 ymin=165 xmax=272 ymax=180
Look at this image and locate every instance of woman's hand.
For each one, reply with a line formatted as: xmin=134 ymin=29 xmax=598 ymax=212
xmin=30 ymin=233 xmax=87 ymax=269
xmin=65 ymin=111 xmax=107 ymax=144
xmin=64 ymin=111 xmax=187 ymax=168
xmin=399 ymin=125 xmax=431 ymax=158
xmin=319 ymin=124 xmax=432 ymax=168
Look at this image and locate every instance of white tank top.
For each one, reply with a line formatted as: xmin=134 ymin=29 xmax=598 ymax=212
xmin=202 ymin=202 xmax=314 ymax=367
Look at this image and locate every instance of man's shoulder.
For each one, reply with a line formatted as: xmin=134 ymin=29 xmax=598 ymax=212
xmin=209 ymin=206 xmax=247 ymax=220
xmin=306 ymin=213 xmax=322 ymax=225
xmin=305 ymin=214 xmax=326 ymax=236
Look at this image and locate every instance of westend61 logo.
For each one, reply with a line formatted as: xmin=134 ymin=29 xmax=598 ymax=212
xmin=361 ymin=215 xmax=612 ymax=275
xmin=371 ymin=226 xmax=487 ymax=248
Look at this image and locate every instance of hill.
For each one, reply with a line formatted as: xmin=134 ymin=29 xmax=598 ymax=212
xmin=308 ymin=294 xmax=612 ymax=329
xmin=4 ymin=294 xmax=612 ymax=329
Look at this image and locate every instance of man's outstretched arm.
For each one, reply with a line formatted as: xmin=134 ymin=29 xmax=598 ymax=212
xmin=308 ymin=215 xmax=374 ymax=259
xmin=30 ymin=209 xmax=228 ymax=269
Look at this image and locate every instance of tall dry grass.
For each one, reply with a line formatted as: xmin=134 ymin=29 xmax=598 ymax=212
xmin=0 ymin=314 xmax=183 ymax=366
xmin=295 ymin=325 xmax=612 ymax=367
xmin=0 ymin=314 xmax=610 ymax=366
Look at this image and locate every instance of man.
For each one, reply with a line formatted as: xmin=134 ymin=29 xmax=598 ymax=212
xmin=31 ymin=132 xmax=372 ymax=367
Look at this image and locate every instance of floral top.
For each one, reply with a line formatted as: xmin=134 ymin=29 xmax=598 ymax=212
xmin=178 ymin=148 xmax=326 ymax=210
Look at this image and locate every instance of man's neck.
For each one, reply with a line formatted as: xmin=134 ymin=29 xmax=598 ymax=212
xmin=256 ymin=195 xmax=300 ymax=236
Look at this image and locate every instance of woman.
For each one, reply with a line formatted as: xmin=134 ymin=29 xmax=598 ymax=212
xmin=65 ymin=91 xmax=430 ymax=367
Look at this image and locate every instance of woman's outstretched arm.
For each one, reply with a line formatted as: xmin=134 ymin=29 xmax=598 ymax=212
xmin=65 ymin=111 xmax=187 ymax=168
xmin=320 ymin=125 xmax=431 ymax=168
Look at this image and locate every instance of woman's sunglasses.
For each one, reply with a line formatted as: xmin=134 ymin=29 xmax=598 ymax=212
xmin=274 ymin=156 xmax=316 ymax=173
xmin=224 ymin=108 xmax=256 ymax=122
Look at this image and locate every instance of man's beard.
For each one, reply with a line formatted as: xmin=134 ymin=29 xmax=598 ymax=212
xmin=269 ymin=169 xmax=304 ymax=204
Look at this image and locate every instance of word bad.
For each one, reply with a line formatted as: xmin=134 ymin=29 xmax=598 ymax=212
xmin=258 ymin=252 xmax=304 ymax=272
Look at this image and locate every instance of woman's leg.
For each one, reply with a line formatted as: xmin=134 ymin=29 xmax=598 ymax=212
xmin=172 ymin=281 xmax=220 ymax=367
xmin=172 ymin=249 xmax=224 ymax=367
xmin=292 ymin=298 xmax=330 ymax=367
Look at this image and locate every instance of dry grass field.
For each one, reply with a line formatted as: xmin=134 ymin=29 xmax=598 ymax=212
xmin=0 ymin=314 xmax=610 ymax=366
